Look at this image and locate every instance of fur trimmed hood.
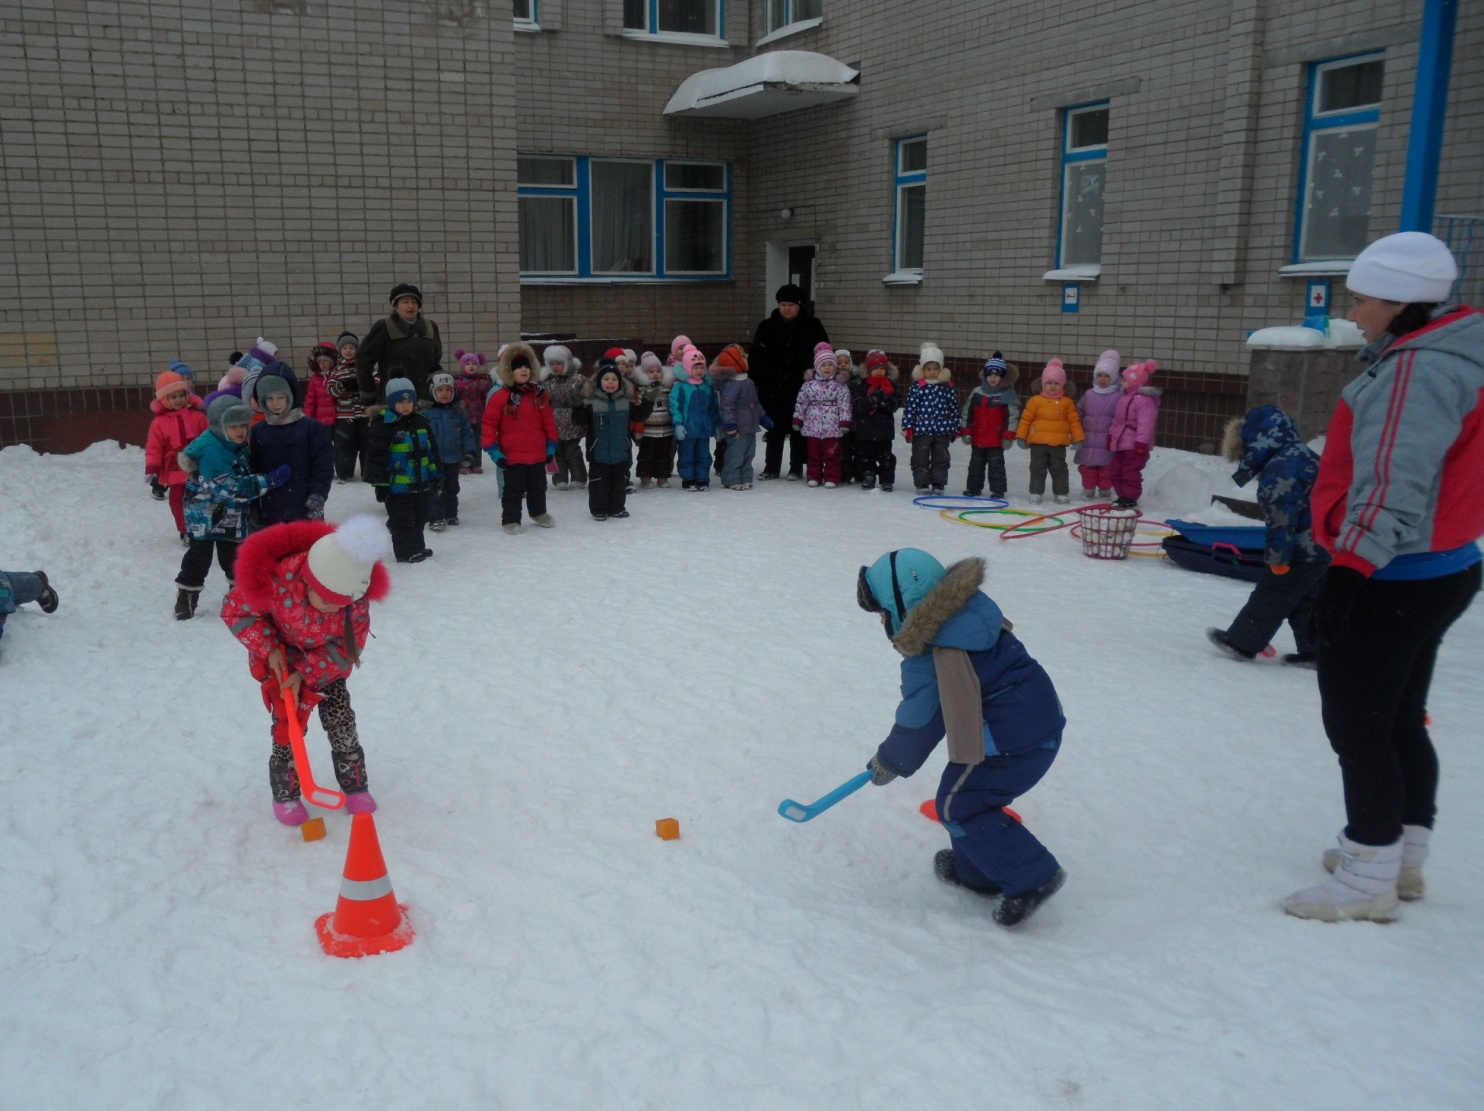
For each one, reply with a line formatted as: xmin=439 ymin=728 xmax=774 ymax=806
xmin=803 ymin=364 xmax=851 ymax=384
xmin=631 ymin=362 xmax=675 ymax=388
xmin=582 ymin=373 xmax=638 ymax=402
xmin=984 ymin=361 xmax=1020 ymax=388
xmin=233 ymin=520 xmax=391 ymax=613
xmin=910 ymin=363 xmax=954 ymax=385
xmin=496 ymin=342 xmax=550 ymax=387
xmin=1222 ymin=415 xmax=1244 ymax=463
xmin=892 ymin=557 xmax=988 ymax=657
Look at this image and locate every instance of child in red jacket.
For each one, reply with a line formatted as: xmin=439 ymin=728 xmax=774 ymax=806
xmin=145 ymin=367 xmax=209 ymax=541
xmin=483 ymin=342 xmax=559 ymax=534
xmin=959 ymin=352 xmax=1021 ymax=498
xmin=222 ymin=515 xmax=391 ymax=825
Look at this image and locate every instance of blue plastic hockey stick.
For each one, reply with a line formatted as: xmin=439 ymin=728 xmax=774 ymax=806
xmin=777 ymin=770 xmax=874 ymax=823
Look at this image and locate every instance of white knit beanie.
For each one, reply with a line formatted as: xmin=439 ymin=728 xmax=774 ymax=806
xmin=919 ymin=342 xmax=945 ymax=367
xmin=304 ymin=516 xmax=391 ymax=606
xmin=1346 ymin=232 xmax=1458 ymax=303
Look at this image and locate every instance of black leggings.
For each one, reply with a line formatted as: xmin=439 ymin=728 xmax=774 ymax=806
xmin=1316 ymin=562 xmax=1480 ymax=845
xmin=177 ymin=538 xmax=238 ymax=589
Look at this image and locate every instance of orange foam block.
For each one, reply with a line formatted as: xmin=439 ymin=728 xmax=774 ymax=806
xmin=921 ymin=800 xmax=1022 ymax=823
xmin=301 ymin=817 xmax=327 ymax=842
xmin=655 ymin=818 xmax=680 ymax=841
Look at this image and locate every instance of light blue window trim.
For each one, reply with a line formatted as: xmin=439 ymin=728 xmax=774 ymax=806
xmin=892 ymin=135 xmax=927 ymax=275
xmin=518 ymin=155 xmax=731 ymax=282
xmin=765 ymin=0 xmax=821 ymax=34
xmin=513 ymin=0 xmax=538 ymax=27
xmin=1293 ymin=51 xmax=1384 ymax=264
xmin=625 ymin=0 xmax=725 ymax=39
xmin=1056 ymin=101 xmax=1108 ymax=269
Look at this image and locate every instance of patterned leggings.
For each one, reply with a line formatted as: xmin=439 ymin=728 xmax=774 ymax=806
xmin=258 ymin=674 xmax=369 ymax=802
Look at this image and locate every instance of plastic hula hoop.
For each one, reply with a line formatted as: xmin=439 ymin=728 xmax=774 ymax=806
xmin=940 ymin=507 xmax=1068 ymax=533
xmin=997 ymin=507 xmax=1090 ymax=540
xmin=913 ymin=494 xmax=1010 ymax=511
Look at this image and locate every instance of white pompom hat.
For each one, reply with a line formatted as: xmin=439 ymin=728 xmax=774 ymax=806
xmin=1346 ymin=232 xmax=1458 ymax=304
xmin=304 ymin=515 xmax=392 ymax=606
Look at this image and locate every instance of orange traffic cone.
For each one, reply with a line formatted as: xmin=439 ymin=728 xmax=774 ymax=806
xmin=315 ymin=812 xmax=414 ymax=958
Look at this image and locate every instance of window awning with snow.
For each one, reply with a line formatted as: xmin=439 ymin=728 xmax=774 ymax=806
xmin=663 ymin=50 xmax=859 ymax=120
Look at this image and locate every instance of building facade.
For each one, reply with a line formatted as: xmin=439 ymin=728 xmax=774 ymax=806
xmin=2 ymin=0 xmax=1479 ymax=452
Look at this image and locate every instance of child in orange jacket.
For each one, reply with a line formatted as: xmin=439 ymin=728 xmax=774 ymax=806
xmin=1014 ymin=359 xmax=1084 ymax=504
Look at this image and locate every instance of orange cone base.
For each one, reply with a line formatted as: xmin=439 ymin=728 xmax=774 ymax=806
xmin=921 ymin=799 xmax=1023 ymax=824
xmin=315 ymin=906 xmax=414 ymax=958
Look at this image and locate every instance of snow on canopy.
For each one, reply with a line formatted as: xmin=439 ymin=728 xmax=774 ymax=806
xmin=664 ymin=50 xmax=860 ymax=119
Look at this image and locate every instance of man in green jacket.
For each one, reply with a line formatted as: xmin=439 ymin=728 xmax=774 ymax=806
xmin=357 ymin=283 xmax=442 ymax=405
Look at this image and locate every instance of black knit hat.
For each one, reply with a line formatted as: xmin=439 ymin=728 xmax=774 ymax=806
xmin=775 ymin=283 xmax=803 ymax=304
xmin=337 ymin=331 xmax=359 ymax=348
xmin=389 ymin=283 xmax=423 ymax=307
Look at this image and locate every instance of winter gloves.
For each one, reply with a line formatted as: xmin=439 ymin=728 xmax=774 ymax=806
xmin=1016 ymin=438 xmax=1029 ymax=450
xmin=304 ymin=494 xmax=325 ymax=520
xmin=674 ymin=425 xmax=687 ymax=442
xmin=760 ymin=415 xmax=774 ymax=431
xmin=485 ymin=446 xmax=505 ymax=467
xmin=1314 ymin=566 xmax=1366 ymax=647
xmin=1133 ymin=442 xmax=1151 ymax=454
xmin=902 ymin=428 xmax=913 ymax=443
xmin=148 ymin=475 xmax=167 ymax=499
xmin=867 ymin=753 xmax=898 ymax=786
xmin=265 ymin=465 xmax=293 ymax=489
xmin=1271 ymin=563 xmax=1290 ymax=575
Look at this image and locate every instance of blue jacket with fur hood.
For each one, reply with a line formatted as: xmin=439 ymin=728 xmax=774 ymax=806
xmin=865 ymin=551 xmax=1064 ymax=776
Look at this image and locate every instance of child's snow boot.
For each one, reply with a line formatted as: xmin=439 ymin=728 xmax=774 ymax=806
xmin=1097 ymin=487 xmax=1113 ymax=500
xmin=934 ymin=849 xmax=1001 ymax=897
xmin=535 ymin=513 xmax=556 ymax=527
xmin=344 ymin=790 xmax=377 ymax=814
xmin=1323 ymin=824 xmax=1427 ymax=900
xmin=174 ymin=586 xmax=200 ymax=621
xmin=1080 ymin=487 xmax=1096 ymax=499
xmin=274 ymin=799 xmax=310 ymax=826
xmin=1028 ymin=493 xmax=1043 ymax=504
xmin=1054 ymin=494 xmax=1071 ymax=505
xmin=1206 ymin=627 xmax=1255 ymax=661
xmin=34 ymin=571 xmax=58 ymax=613
xmin=1114 ymin=495 xmax=1138 ymax=509
xmin=1285 ymin=833 xmax=1401 ymax=921
xmin=862 ymin=477 xmax=876 ymax=491
xmin=1282 ymin=651 xmax=1318 ymax=669
xmin=429 ymin=518 xmax=447 ymax=532
xmin=503 ymin=522 xmax=522 ymax=535
xmin=994 ymin=867 xmax=1066 ymax=928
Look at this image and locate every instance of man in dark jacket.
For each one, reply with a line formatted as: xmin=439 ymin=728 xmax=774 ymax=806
xmin=750 ymin=283 xmax=828 ymax=479
xmin=357 ymin=283 xmax=443 ymax=405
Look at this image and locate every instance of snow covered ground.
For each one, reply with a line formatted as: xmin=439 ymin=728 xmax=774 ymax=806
xmin=2 ymin=439 xmax=1481 ymax=1110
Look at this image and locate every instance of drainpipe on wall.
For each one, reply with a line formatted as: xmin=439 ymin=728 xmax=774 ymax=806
xmin=1399 ymin=0 xmax=1456 ymax=232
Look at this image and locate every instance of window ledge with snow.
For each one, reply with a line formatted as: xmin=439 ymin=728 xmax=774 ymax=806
xmin=514 ymin=19 xmax=540 ymax=33
xmin=1245 ymin=319 xmax=1365 ymax=350
xmin=621 ymin=29 xmax=730 ymax=49
xmin=882 ymin=270 xmax=924 ymax=286
xmin=1041 ymin=265 xmax=1100 ymax=282
xmin=1278 ymin=260 xmax=1354 ymax=277
xmin=755 ymin=17 xmax=823 ymax=48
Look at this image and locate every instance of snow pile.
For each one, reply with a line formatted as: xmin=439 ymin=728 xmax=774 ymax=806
xmin=2 ymin=439 xmax=1481 ymax=1110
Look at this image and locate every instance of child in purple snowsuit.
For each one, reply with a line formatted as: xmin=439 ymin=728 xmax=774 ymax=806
xmin=791 ymin=342 xmax=854 ymax=487
xmin=1074 ymin=349 xmax=1122 ymax=499
xmin=1107 ymin=360 xmax=1160 ymax=508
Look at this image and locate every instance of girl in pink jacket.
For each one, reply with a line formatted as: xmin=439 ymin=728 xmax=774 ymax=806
xmin=1107 ymin=360 xmax=1160 ymax=508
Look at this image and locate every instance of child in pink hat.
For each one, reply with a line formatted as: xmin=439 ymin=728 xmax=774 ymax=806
xmin=1106 ymin=360 xmax=1161 ymax=508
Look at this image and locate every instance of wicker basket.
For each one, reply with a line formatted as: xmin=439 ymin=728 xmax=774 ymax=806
xmin=1079 ymin=506 xmax=1141 ymax=560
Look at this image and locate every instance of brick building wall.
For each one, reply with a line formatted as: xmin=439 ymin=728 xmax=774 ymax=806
xmin=2 ymin=1 xmax=1479 ymax=454
xmin=0 ymin=0 xmax=520 ymax=452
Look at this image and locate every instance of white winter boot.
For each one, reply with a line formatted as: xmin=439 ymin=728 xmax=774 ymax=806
xmin=1324 ymin=824 xmax=1428 ymax=900
xmin=1285 ymin=833 xmax=1402 ymax=922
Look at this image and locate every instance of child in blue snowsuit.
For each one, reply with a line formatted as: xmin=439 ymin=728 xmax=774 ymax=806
xmin=248 ymin=362 xmax=334 ymax=526
xmin=1206 ymin=405 xmax=1330 ymax=667
xmin=419 ymin=371 xmax=477 ymax=530
xmin=0 ymin=569 xmax=59 ymax=655
xmin=858 ymin=548 xmax=1066 ymax=927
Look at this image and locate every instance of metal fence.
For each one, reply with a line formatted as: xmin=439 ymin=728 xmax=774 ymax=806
xmin=1436 ymin=214 xmax=1483 ymax=306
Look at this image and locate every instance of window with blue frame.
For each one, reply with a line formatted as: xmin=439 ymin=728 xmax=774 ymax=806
xmin=1058 ymin=103 xmax=1107 ymax=268
xmin=766 ymin=0 xmax=820 ymax=34
xmin=518 ymin=155 xmax=730 ymax=280
xmin=1295 ymin=53 xmax=1383 ymax=263
xmin=513 ymin=0 xmax=536 ymax=24
xmin=893 ymin=135 xmax=927 ymax=274
xmin=624 ymin=0 xmax=722 ymax=37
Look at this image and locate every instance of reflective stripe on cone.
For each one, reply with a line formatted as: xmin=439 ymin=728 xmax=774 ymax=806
xmin=315 ymin=812 xmax=414 ymax=958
